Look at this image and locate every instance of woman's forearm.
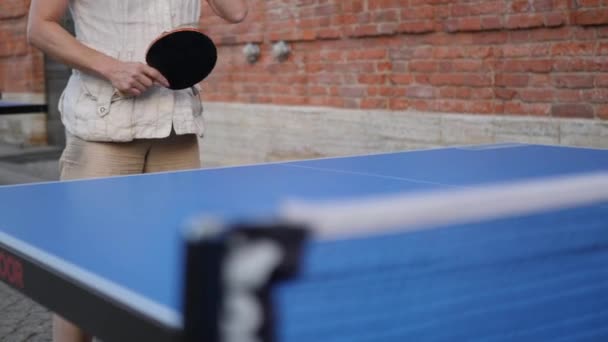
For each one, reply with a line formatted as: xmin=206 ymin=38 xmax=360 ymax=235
xmin=28 ymin=0 xmax=170 ymax=96
xmin=27 ymin=0 xmax=117 ymax=80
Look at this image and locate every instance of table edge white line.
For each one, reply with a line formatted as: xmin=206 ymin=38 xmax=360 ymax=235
xmin=0 ymin=232 xmax=182 ymax=328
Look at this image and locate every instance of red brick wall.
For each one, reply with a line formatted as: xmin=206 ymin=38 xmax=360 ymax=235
xmin=201 ymin=0 xmax=608 ymax=119
xmin=0 ymin=0 xmax=45 ymax=95
xmin=2 ymin=1 xmax=606 ymax=120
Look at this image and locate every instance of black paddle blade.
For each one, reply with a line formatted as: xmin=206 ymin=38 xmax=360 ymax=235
xmin=146 ymin=30 xmax=218 ymax=90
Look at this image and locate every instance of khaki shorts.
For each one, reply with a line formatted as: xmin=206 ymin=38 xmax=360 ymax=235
xmin=59 ymin=131 xmax=200 ymax=180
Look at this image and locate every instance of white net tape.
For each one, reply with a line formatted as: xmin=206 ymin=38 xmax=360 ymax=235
xmin=281 ymin=172 xmax=608 ymax=240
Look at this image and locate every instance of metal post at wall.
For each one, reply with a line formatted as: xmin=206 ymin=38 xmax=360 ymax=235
xmin=43 ymin=13 xmax=74 ymax=147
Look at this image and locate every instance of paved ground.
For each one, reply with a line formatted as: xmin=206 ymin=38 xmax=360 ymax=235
xmin=0 ymin=143 xmax=60 ymax=342
xmin=0 ymin=284 xmax=52 ymax=342
xmin=0 ymin=144 xmax=60 ymax=186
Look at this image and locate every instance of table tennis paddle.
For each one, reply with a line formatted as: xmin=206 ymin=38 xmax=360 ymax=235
xmin=146 ymin=28 xmax=218 ymax=90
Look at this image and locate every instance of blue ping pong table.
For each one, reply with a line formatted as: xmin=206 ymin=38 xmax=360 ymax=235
xmin=0 ymin=143 xmax=607 ymax=342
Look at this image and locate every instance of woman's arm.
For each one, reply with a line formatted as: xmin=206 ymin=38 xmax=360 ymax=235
xmin=27 ymin=0 xmax=169 ymax=96
xmin=206 ymin=0 xmax=248 ymax=23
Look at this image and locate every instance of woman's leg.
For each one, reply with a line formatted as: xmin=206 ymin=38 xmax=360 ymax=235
xmin=60 ymin=133 xmax=149 ymax=180
xmin=144 ymin=132 xmax=200 ymax=173
xmin=55 ymin=133 xmax=149 ymax=342
xmin=53 ymin=315 xmax=92 ymax=342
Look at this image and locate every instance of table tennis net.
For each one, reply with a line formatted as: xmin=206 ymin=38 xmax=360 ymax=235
xmin=272 ymin=173 xmax=608 ymax=342
xmin=188 ymin=173 xmax=608 ymax=342
xmin=277 ymin=202 xmax=607 ymax=341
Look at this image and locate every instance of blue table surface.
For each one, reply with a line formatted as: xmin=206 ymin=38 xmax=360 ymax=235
xmin=0 ymin=143 xmax=607 ymax=322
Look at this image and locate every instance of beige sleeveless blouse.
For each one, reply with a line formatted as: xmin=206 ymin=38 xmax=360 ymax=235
xmin=59 ymin=0 xmax=205 ymax=142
